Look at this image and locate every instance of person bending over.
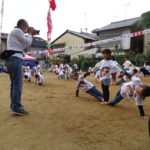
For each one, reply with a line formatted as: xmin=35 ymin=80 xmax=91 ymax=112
xmin=73 ymin=72 xmax=104 ymax=102
xmin=101 ymin=77 xmax=150 ymax=120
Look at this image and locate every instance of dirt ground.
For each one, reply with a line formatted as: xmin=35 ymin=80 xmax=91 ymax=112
xmin=0 ymin=72 xmax=150 ymax=150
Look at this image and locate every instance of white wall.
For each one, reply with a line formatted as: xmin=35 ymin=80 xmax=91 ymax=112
xmin=144 ymin=33 xmax=150 ymax=51
xmin=53 ymin=33 xmax=85 ymax=55
xmin=121 ymin=29 xmax=131 ymax=49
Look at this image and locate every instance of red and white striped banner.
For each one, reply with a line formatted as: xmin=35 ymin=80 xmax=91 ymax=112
xmin=46 ymin=0 xmax=56 ymax=57
xmin=51 ymin=29 xmax=150 ymax=53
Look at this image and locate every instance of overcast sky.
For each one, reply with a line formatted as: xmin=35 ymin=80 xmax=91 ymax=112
xmin=1 ymin=0 xmax=150 ymax=41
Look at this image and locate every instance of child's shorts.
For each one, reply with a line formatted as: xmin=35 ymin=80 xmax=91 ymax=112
xmin=59 ymin=74 xmax=65 ymax=79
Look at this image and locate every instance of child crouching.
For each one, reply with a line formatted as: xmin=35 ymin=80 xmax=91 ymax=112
xmin=35 ymin=72 xmax=44 ymax=85
xmin=58 ymin=69 xmax=65 ymax=80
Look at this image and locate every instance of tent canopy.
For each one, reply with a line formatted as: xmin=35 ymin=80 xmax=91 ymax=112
xmin=24 ymin=54 xmax=37 ymax=61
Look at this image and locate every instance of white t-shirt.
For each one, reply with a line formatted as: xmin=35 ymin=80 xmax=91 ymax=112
xmin=77 ymin=75 xmax=94 ymax=91
xmin=24 ymin=71 xmax=32 ymax=78
xmin=59 ymin=69 xmax=64 ymax=76
xmin=34 ymin=65 xmax=41 ymax=74
xmin=146 ymin=65 xmax=150 ymax=73
xmin=37 ymin=72 xmax=44 ymax=84
xmin=55 ymin=68 xmax=60 ymax=74
xmin=24 ymin=66 xmax=32 ymax=79
xmin=73 ymin=64 xmax=78 ymax=69
xmin=59 ymin=64 xmax=64 ymax=69
xmin=120 ymin=77 xmax=143 ymax=106
xmin=64 ymin=64 xmax=72 ymax=73
xmin=7 ymin=28 xmax=32 ymax=59
xmin=93 ymin=59 xmax=122 ymax=81
xmin=123 ymin=60 xmax=132 ymax=69
xmin=111 ymin=60 xmax=121 ymax=73
xmin=24 ymin=66 xmax=30 ymax=72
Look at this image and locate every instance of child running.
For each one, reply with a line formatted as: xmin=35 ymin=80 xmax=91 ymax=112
xmin=92 ymin=49 xmax=122 ymax=102
xmin=73 ymin=72 xmax=104 ymax=102
xmin=101 ymin=76 xmax=150 ymax=119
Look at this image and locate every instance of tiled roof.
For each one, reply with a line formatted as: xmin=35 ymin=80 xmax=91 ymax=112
xmin=67 ymin=30 xmax=98 ymax=40
xmin=92 ymin=17 xmax=140 ymax=33
xmin=52 ymin=30 xmax=98 ymax=44
xmin=31 ymin=37 xmax=46 ymax=48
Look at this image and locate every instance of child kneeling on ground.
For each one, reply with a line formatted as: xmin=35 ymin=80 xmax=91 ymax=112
xmin=35 ymin=72 xmax=44 ymax=85
xmin=101 ymin=76 xmax=150 ymax=120
xmin=73 ymin=72 xmax=104 ymax=102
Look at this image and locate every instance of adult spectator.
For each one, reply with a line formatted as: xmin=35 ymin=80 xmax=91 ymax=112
xmin=6 ymin=19 xmax=35 ymax=116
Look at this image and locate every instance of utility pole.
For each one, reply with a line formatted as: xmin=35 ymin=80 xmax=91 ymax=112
xmin=0 ymin=0 xmax=4 ymax=52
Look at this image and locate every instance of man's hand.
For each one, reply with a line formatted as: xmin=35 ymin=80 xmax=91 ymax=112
xmin=28 ymin=27 xmax=35 ymax=35
xmin=32 ymin=30 xmax=39 ymax=36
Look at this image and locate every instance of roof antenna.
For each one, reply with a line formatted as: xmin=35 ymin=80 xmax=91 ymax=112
xmin=81 ymin=11 xmax=88 ymax=33
xmin=124 ymin=2 xmax=130 ymax=20
xmin=84 ymin=11 xmax=88 ymax=32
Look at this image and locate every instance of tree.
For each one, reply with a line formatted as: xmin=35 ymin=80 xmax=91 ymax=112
xmin=139 ymin=11 xmax=150 ymax=29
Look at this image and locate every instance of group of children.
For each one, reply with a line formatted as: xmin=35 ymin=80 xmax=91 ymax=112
xmin=49 ymin=63 xmax=78 ymax=80
xmin=50 ymin=49 xmax=150 ymax=120
xmin=23 ymin=62 xmax=44 ymax=85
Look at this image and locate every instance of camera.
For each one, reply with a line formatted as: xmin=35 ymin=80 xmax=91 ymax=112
xmin=28 ymin=27 xmax=40 ymax=35
xmin=34 ymin=30 xmax=40 ymax=35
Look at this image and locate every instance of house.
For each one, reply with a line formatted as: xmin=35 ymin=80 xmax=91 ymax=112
xmin=29 ymin=37 xmax=47 ymax=59
xmin=92 ymin=17 xmax=144 ymax=52
xmin=70 ymin=48 xmax=102 ymax=59
xmin=144 ymin=33 xmax=150 ymax=52
xmin=1 ymin=33 xmax=8 ymax=51
xmin=51 ymin=29 xmax=99 ymax=56
xmin=0 ymin=33 xmax=46 ymax=59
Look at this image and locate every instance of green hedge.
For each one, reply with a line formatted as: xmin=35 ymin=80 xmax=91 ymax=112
xmin=70 ymin=56 xmax=97 ymax=71
xmin=49 ymin=50 xmax=150 ymax=70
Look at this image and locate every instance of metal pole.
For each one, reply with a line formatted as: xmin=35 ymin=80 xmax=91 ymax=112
xmin=0 ymin=0 xmax=4 ymax=52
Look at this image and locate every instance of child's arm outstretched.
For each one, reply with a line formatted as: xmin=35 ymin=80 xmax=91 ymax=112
xmin=75 ymin=73 xmax=90 ymax=97
xmin=83 ymin=72 xmax=90 ymax=78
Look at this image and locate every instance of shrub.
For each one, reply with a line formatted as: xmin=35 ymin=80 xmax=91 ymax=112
xmin=70 ymin=56 xmax=97 ymax=71
xmin=80 ymin=58 xmax=97 ymax=71
xmin=50 ymin=58 xmax=62 ymax=65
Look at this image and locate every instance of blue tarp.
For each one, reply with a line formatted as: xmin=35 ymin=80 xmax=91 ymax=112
xmin=23 ymin=60 xmax=36 ymax=69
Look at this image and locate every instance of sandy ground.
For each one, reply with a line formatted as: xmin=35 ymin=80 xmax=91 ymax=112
xmin=0 ymin=72 xmax=150 ymax=150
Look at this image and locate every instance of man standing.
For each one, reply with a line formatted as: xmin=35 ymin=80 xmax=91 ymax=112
xmin=6 ymin=19 xmax=35 ymax=116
